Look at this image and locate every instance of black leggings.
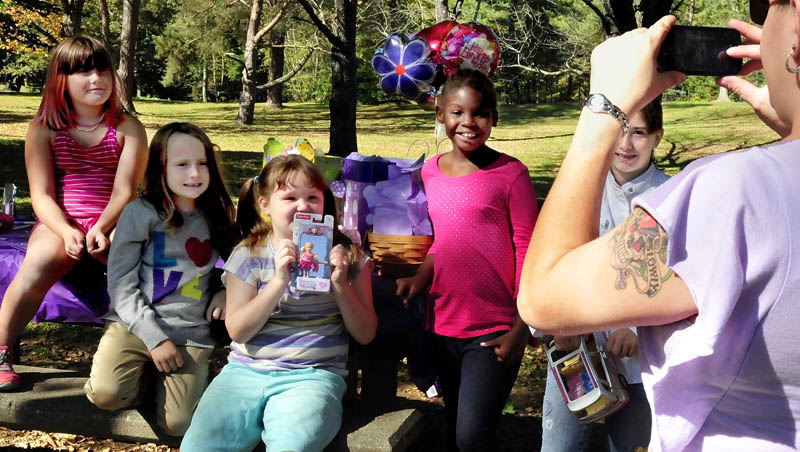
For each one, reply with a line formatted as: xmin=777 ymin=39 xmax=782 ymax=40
xmin=433 ymin=331 xmax=522 ymax=452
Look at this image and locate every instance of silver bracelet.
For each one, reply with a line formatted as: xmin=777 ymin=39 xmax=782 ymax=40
xmin=584 ymin=93 xmax=629 ymax=134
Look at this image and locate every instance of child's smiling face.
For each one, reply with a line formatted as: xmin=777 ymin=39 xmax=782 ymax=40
xmin=165 ymin=132 xmax=210 ymax=212
xmin=259 ymin=171 xmax=324 ymax=241
xmin=436 ymin=86 xmax=495 ymax=154
xmin=610 ymin=110 xmax=663 ymax=185
xmin=66 ymin=68 xmax=113 ymax=109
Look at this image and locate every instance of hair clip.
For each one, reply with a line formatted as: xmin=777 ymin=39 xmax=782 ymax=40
xmin=253 ymin=175 xmax=260 ymax=184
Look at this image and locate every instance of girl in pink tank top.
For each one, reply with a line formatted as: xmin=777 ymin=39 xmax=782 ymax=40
xmin=0 ymin=36 xmax=148 ymax=391
xmin=52 ymin=122 xmax=122 ymax=232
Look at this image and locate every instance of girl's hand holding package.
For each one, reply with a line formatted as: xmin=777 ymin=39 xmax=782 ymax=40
xmin=606 ymin=329 xmax=638 ymax=358
xmin=272 ymin=238 xmax=297 ymax=284
xmin=553 ymin=335 xmax=582 ymax=352
xmin=150 ymin=339 xmax=183 ymax=373
xmin=329 ymin=244 xmax=351 ymax=287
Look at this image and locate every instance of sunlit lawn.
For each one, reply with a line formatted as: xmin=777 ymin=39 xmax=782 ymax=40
xmin=0 ymin=92 xmax=780 ymax=215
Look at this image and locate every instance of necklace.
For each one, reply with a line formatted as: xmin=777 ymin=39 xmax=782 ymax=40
xmin=74 ymin=114 xmax=105 ymax=132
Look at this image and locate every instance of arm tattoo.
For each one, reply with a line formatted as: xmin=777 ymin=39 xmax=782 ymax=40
xmin=609 ymin=207 xmax=674 ymax=297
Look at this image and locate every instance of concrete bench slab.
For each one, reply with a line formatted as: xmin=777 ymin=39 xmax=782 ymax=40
xmin=0 ymin=366 xmax=425 ymax=451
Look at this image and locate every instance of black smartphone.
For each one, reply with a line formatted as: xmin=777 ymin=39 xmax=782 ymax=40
xmin=657 ymin=25 xmax=742 ymax=76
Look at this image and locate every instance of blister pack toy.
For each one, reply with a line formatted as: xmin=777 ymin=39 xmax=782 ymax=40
xmin=543 ymin=332 xmax=630 ymax=423
xmin=292 ymin=212 xmax=334 ymax=293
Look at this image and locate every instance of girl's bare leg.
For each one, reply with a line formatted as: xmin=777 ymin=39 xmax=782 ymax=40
xmin=0 ymin=224 xmax=80 ymax=346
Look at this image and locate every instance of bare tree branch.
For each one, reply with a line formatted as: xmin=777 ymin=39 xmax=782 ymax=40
xmin=506 ymin=63 xmax=586 ymax=76
xmin=225 ymin=52 xmax=245 ymax=64
xmin=452 ymin=0 xmax=464 ymax=21
xmin=256 ymin=48 xmax=315 ymax=89
xmin=254 ymin=6 xmax=285 ymax=43
xmin=295 ymin=0 xmax=345 ymax=49
xmin=581 ymin=0 xmax=614 ymax=35
xmin=472 ymin=0 xmax=482 ymax=22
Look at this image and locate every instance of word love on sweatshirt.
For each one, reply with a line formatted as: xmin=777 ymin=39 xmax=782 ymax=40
xmin=151 ymin=231 xmax=213 ymax=303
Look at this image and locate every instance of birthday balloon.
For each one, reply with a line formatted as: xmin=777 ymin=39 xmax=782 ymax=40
xmin=439 ymin=23 xmax=501 ymax=77
xmin=415 ymin=20 xmax=459 ymax=62
xmin=372 ymin=33 xmax=437 ymax=100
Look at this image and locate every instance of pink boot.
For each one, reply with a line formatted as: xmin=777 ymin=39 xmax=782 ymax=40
xmin=0 ymin=345 xmax=20 ymax=391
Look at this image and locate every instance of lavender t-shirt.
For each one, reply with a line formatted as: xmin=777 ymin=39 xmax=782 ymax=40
xmin=633 ymin=141 xmax=800 ymax=452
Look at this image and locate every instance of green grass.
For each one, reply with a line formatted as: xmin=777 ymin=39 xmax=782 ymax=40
xmin=0 ymin=93 xmax=780 ymax=216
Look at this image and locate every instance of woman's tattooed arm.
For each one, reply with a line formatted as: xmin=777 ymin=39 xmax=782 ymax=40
xmin=609 ymin=207 xmax=674 ymax=297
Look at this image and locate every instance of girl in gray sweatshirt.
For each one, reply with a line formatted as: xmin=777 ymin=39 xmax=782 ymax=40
xmin=84 ymin=123 xmax=237 ymax=436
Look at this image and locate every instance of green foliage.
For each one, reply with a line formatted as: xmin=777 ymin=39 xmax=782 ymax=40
xmin=0 ymin=0 xmax=61 ymax=90
xmin=0 ymin=0 xmax=767 ymax=106
xmin=154 ymin=0 xmax=248 ymax=101
xmin=0 ymin=50 xmax=48 ymax=89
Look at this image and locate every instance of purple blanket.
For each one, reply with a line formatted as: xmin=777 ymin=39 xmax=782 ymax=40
xmin=0 ymin=227 xmax=108 ymax=324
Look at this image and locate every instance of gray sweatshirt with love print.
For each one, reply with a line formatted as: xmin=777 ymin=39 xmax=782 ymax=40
xmin=105 ymin=198 xmax=218 ymax=350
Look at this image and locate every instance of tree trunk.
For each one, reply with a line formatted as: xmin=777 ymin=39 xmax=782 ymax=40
xmin=452 ymin=0 xmax=464 ymax=19
xmin=640 ymin=0 xmax=672 ymax=27
xmin=688 ymin=0 xmax=695 ymax=25
xmin=588 ymin=0 xmax=673 ymax=35
xmin=118 ymin=0 xmax=140 ymax=114
xmin=60 ymin=0 xmax=85 ymax=37
xmin=435 ymin=0 xmax=449 ymax=22
xmin=328 ymin=0 xmax=358 ymax=156
xmin=202 ymin=57 xmax=208 ymax=103
xmin=237 ymin=0 xmax=264 ymax=125
xmin=609 ymin=0 xmax=636 ymax=31
xmin=266 ymin=29 xmax=285 ymax=109
xmin=98 ymin=0 xmax=112 ymax=53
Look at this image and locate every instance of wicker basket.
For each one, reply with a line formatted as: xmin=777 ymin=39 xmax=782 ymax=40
xmin=367 ymin=232 xmax=432 ymax=265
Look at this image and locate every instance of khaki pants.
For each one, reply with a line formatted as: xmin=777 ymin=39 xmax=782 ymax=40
xmin=84 ymin=321 xmax=212 ymax=436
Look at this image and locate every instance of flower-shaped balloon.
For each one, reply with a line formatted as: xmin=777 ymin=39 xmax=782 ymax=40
xmin=372 ymin=33 xmax=437 ymax=100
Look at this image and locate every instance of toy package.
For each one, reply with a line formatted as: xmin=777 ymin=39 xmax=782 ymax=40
xmin=292 ymin=212 xmax=334 ymax=293
xmin=543 ymin=332 xmax=630 ymax=423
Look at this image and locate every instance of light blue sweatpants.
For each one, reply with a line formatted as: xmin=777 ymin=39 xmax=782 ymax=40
xmin=181 ymin=363 xmax=346 ymax=452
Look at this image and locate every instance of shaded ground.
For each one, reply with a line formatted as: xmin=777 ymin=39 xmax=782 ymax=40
xmin=0 ymin=323 xmax=561 ymax=451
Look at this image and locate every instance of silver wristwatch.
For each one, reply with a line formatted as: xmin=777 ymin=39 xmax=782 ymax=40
xmin=584 ymin=93 xmax=629 ymax=134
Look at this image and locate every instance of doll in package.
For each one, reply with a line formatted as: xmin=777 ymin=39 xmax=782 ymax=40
xmin=292 ymin=212 xmax=334 ymax=293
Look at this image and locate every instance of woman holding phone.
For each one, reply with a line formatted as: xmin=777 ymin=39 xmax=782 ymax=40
xmin=519 ymin=4 xmax=800 ymax=452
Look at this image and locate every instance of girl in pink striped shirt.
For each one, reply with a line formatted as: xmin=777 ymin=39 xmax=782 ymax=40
xmin=0 ymin=36 xmax=148 ymax=390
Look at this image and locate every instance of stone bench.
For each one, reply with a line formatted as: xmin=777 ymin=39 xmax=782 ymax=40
xmin=0 ymin=366 xmax=425 ymax=452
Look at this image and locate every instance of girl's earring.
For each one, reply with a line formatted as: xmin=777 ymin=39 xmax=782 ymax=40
xmin=787 ymin=44 xmax=800 ymax=74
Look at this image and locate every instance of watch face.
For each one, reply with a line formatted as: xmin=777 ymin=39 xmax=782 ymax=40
xmin=587 ymin=94 xmax=607 ymax=111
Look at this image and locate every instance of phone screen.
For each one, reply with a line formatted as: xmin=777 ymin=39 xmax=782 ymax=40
xmin=657 ymin=26 xmax=742 ymax=76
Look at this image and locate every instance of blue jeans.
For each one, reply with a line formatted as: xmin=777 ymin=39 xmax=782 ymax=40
xmin=434 ymin=331 xmax=522 ymax=452
xmin=540 ymin=370 xmax=651 ymax=452
xmin=181 ymin=363 xmax=346 ymax=452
